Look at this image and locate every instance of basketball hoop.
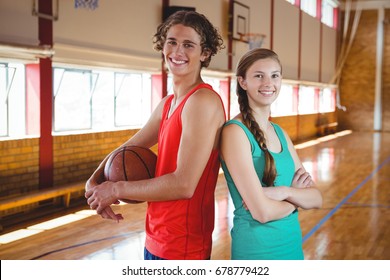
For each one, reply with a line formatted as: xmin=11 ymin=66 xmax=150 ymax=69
xmin=241 ymin=33 xmax=266 ymax=50
xmin=74 ymin=0 xmax=99 ymax=10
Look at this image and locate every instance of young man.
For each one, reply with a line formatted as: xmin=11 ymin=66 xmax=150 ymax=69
xmin=85 ymin=11 xmax=225 ymax=260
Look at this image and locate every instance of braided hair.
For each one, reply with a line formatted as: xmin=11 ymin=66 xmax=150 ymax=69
xmin=236 ymin=48 xmax=282 ymax=187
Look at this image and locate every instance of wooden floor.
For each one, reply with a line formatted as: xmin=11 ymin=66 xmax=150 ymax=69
xmin=0 ymin=131 xmax=389 ymax=260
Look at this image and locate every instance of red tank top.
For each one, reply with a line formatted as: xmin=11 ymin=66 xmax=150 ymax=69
xmin=145 ymin=83 xmax=225 ymax=259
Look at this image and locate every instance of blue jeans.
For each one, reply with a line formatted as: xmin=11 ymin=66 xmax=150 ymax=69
xmin=144 ymin=247 xmax=166 ymax=260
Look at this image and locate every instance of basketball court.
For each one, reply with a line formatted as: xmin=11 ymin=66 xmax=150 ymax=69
xmin=0 ymin=130 xmax=388 ymax=260
xmin=0 ymin=2 xmax=389 ymax=277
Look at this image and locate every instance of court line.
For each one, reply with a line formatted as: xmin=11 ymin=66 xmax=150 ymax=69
xmin=31 ymin=231 xmax=143 ymax=260
xmin=302 ymin=155 xmax=390 ymax=243
xmin=344 ymin=202 xmax=390 ymax=208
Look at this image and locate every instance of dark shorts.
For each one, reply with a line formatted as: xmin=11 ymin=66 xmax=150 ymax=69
xmin=144 ymin=247 xmax=211 ymax=260
xmin=144 ymin=247 xmax=166 ymax=260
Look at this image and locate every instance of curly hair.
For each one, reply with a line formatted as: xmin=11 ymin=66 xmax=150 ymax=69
xmin=236 ymin=48 xmax=282 ymax=187
xmin=153 ymin=10 xmax=225 ymax=68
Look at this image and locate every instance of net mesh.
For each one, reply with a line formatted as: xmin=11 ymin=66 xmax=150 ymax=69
xmin=75 ymin=0 xmax=99 ymax=10
xmin=243 ymin=33 xmax=266 ymax=50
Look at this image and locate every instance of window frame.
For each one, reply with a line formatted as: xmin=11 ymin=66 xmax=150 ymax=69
xmin=53 ymin=67 xmax=98 ymax=132
xmin=0 ymin=62 xmax=25 ymax=138
xmin=52 ymin=65 xmax=153 ymax=134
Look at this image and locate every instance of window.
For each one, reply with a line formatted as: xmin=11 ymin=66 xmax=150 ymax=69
xmin=229 ymin=78 xmax=239 ymax=118
xmin=114 ymin=73 xmax=151 ymax=127
xmin=285 ymin=0 xmax=297 ymax=5
xmin=322 ymin=0 xmax=339 ymax=28
xmin=91 ymin=70 xmax=115 ymax=130
xmin=203 ymin=77 xmax=221 ymax=94
xmin=53 ymin=68 xmax=98 ymax=131
xmin=0 ymin=63 xmax=10 ymax=136
xmin=271 ymin=84 xmax=295 ymax=117
xmin=300 ymin=0 xmax=317 ymax=17
xmin=53 ymin=67 xmax=151 ymax=132
xmin=0 ymin=62 xmax=25 ymax=137
xmin=319 ymin=87 xmax=335 ymax=112
xmin=298 ymin=85 xmax=316 ymax=114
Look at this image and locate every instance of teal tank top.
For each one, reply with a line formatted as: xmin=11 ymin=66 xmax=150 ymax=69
xmin=221 ymin=120 xmax=304 ymax=260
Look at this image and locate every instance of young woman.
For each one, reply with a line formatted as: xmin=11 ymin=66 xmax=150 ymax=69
xmin=220 ymin=48 xmax=322 ymax=260
xmin=85 ymin=11 xmax=225 ymax=260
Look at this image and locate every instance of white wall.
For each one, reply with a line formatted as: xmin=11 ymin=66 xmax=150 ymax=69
xmin=321 ymin=24 xmax=337 ymax=83
xmin=0 ymin=0 xmax=38 ymax=45
xmin=301 ymin=13 xmax=321 ymax=82
xmin=0 ymin=0 xmax=338 ymax=84
xmin=273 ymin=0 xmax=300 ymax=80
xmin=53 ymin=0 xmax=162 ymax=70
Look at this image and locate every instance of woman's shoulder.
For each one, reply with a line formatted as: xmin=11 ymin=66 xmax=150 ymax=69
xmin=223 ymin=117 xmax=253 ymax=138
xmin=224 ymin=117 xmax=248 ymax=130
xmin=225 ymin=115 xmax=243 ymax=125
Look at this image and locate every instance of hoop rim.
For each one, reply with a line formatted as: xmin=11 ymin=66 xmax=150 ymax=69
xmin=240 ymin=33 xmax=266 ymax=41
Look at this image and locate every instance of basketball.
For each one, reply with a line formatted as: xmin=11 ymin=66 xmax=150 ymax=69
xmin=104 ymin=146 xmax=157 ymax=203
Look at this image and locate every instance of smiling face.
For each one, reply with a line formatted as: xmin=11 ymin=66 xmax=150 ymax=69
xmin=162 ymin=24 xmax=208 ymax=77
xmin=238 ymin=57 xmax=282 ymax=108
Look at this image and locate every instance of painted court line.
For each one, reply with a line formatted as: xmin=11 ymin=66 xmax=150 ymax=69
xmin=344 ymin=202 xmax=390 ymax=208
xmin=302 ymin=155 xmax=390 ymax=243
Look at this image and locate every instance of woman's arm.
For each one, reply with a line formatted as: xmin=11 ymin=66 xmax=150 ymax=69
xmin=282 ymin=128 xmax=323 ymax=209
xmin=221 ymin=123 xmax=297 ymax=224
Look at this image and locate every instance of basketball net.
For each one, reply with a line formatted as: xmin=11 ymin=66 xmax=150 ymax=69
xmin=74 ymin=0 xmax=99 ymax=10
xmin=242 ymin=33 xmax=266 ymax=50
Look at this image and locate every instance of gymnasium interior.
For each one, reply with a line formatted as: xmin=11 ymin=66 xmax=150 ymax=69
xmin=0 ymin=0 xmax=389 ymax=261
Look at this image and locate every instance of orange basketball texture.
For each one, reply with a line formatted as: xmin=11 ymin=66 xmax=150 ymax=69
xmin=104 ymin=146 xmax=157 ymax=203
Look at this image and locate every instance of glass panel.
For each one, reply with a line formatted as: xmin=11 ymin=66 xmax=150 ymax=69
xmin=319 ymin=87 xmax=335 ymax=112
xmin=54 ymin=68 xmax=97 ymax=131
xmin=53 ymin=67 xmax=152 ymax=132
xmin=301 ymin=0 xmax=317 ymax=17
xmin=298 ymin=85 xmax=316 ymax=114
xmin=322 ymin=1 xmax=334 ymax=27
xmin=0 ymin=64 xmax=8 ymax=136
xmin=229 ymin=78 xmax=239 ymax=119
xmin=8 ymin=63 xmax=25 ymax=137
xmin=322 ymin=0 xmax=338 ymax=28
xmin=271 ymin=84 xmax=295 ymax=117
xmin=115 ymin=73 xmax=144 ymax=127
xmin=91 ymin=70 xmax=114 ymax=130
xmin=0 ymin=63 xmax=22 ymax=137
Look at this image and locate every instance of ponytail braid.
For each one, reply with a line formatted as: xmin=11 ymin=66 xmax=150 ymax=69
xmin=235 ymin=48 xmax=281 ymax=187
xmin=237 ymin=89 xmax=277 ymax=187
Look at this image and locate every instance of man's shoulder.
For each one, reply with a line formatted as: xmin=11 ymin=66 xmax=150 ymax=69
xmin=188 ymin=87 xmax=223 ymax=108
